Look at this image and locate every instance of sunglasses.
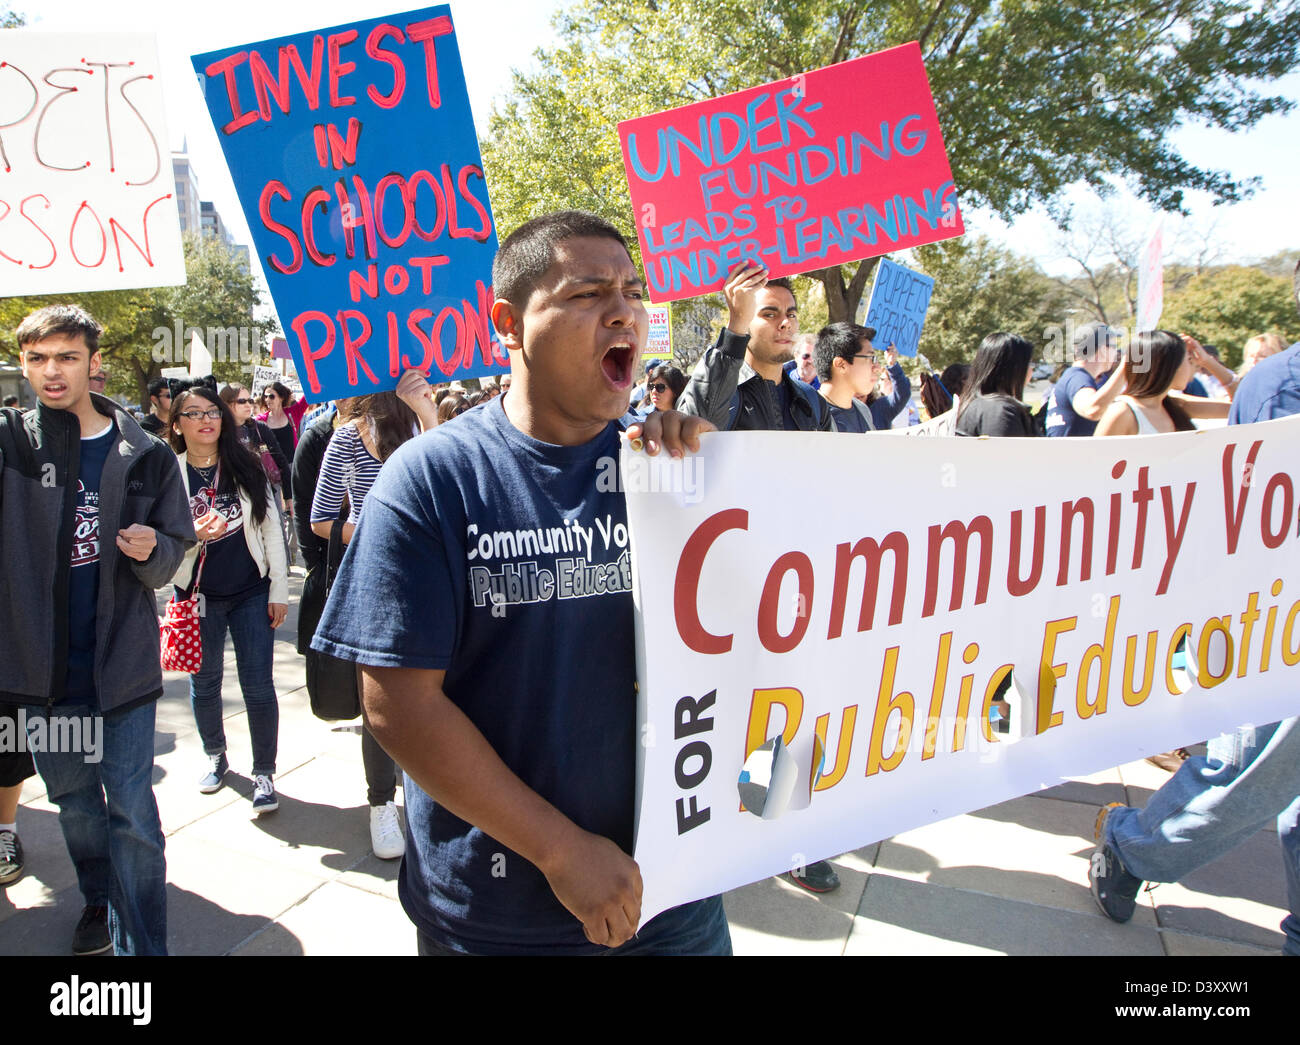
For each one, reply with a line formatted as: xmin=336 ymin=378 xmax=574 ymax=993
xmin=178 ymin=408 xmax=223 ymax=421
xmin=233 ymin=397 xmax=253 ymax=405
xmin=648 ymin=383 xmax=671 ymax=393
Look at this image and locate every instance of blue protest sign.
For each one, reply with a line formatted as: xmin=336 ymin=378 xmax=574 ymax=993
xmin=193 ymin=7 xmax=503 ymax=401
xmin=863 ymin=258 xmax=934 ymax=358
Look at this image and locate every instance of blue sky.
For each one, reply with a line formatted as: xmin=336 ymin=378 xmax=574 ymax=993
xmin=18 ymin=0 xmax=1299 ymax=293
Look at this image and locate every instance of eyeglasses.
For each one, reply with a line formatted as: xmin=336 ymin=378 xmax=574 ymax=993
xmin=89 ymin=374 xmax=107 ymax=383
xmin=852 ymin=353 xmax=878 ymax=364
xmin=649 ymin=383 xmax=670 ymax=393
xmin=233 ymin=397 xmax=253 ymax=405
xmin=178 ymin=408 xmax=223 ymax=421
xmin=800 ymin=354 xmax=812 ymax=362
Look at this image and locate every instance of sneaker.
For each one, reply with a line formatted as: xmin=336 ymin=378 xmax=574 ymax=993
xmin=369 ymin=801 xmax=405 ymax=860
xmin=72 ymin=904 xmax=112 ymax=956
xmin=0 ymin=829 xmax=24 ymax=887
xmin=251 ymin=774 xmax=279 ymax=816
xmin=786 ymin=858 xmax=840 ymax=894
xmin=198 ymin=752 xmax=229 ymax=794
xmin=1089 ymin=803 xmax=1142 ymax=922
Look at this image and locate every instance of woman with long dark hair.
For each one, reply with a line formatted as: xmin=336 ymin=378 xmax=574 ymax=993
xmin=642 ymin=364 xmax=687 ymax=413
xmin=308 ymin=371 xmax=436 ymax=858
xmin=955 ymin=333 xmax=1037 ymax=437
xmin=169 ymin=385 xmax=288 ymax=815
xmin=1095 ymin=331 xmax=1230 ymax=436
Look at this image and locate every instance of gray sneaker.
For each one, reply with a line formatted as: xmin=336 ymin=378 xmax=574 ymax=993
xmin=1089 ymin=803 xmax=1143 ymax=922
xmin=0 ymin=829 xmax=24 ymax=887
xmin=198 ymin=752 xmax=228 ymax=794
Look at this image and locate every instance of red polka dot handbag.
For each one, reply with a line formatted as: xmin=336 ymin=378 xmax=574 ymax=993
xmin=160 ymin=465 xmax=216 ymax=673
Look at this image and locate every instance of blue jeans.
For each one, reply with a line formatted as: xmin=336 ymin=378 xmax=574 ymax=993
xmin=190 ymin=586 xmax=279 ymax=776
xmin=415 ymin=896 xmax=732 ymax=956
xmin=1105 ymin=717 xmax=1300 ymax=955
xmin=27 ymin=701 xmax=167 ymax=956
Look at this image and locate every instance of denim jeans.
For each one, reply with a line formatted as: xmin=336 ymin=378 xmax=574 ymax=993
xmin=1105 ymin=717 xmax=1300 ymax=955
xmin=27 ymin=701 xmax=167 ymax=956
xmin=416 ymin=895 xmax=732 ymax=956
xmin=190 ymin=586 xmax=279 ymax=776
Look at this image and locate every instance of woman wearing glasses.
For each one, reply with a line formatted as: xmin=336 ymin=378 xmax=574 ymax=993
xmin=170 ymin=386 xmax=288 ymax=816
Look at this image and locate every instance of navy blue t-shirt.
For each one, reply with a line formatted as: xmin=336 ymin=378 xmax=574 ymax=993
xmin=66 ymin=421 xmax=115 ymax=704
xmin=1046 ymin=366 xmax=1110 ymax=437
xmin=178 ymin=463 xmax=264 ymax=601
xmin=827 ymin=400 xmax=870 ymax=433
xmin=312 ymin=396 xmax=705 ymax=953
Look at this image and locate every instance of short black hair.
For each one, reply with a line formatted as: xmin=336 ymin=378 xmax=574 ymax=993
xmin=493 ymin=211 xmax=631 ymax=309
xmin=765 ymin=276 xmax=795 ymax=299
xmin=16 ymin=304 xmax=102 ymax=354
xmin=1073 ymin=321 xmax=1115 ymax=360
xmin=813 ymin=322 xmax=874 ymax=382
xmin=148 ymin=377 xmax=170 ymax=398
xmin=2 ymin=395 xmax=18 ymax=407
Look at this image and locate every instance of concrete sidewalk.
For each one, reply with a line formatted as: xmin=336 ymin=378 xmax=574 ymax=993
xmin=1 ymin=571 xmax=1289 ymax=956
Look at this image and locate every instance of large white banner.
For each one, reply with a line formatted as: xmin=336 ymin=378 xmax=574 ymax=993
xmin=626 ymin=418 xmax=1300 ymax=919
xmin=0 ymin=32 xmax=186 ymax=295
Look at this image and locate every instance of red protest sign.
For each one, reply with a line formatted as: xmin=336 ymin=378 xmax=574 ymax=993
xmin=618 ymin=42 xmax=964 ymax=303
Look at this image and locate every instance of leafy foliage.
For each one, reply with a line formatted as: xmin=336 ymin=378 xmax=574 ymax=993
xmin=483 ymin=0 xmax=1300 ymax=324
xmin=1159 ymin=265 xmax=1298 ymax=368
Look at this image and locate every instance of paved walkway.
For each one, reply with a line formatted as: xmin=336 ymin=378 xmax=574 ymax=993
xmin=1 ymin=571 xmax=1290 ymax=956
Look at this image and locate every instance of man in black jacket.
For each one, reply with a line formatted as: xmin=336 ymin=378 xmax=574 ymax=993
xmin=1 ymin=305 xmax=193 ymax=955
xmin=678 ymin=262 xmax=832 ymax=433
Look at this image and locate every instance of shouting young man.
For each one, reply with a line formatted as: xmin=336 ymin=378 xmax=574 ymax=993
xmin=1 ymin=305 xmax=193 ymax=955
xmin=312 ymin=212 xmax=727 ymax=954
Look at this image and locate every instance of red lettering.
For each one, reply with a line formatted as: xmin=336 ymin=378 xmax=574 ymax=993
xmin=204 ymin=52 xmax=260 ymax=134
xmin=409 ymin=254 xmax=448 ymax=293
xmin=248 ymin=48 xmax=293 ymax=120
xmin=923 ymin=516 xmax=993 ymax=617
xmin=287 ymin=38 xmax=324 ymax=109
xmin=337 ymin=309 xmax=378 ymax=385
xmin=374 ymin=173 xmax=413 ymax=248
xmin=404 ymin=309 xmax=436 ymax=372
xmin=387 ymin=310 xmax=400 ymax=377
xmin=365 ymin=24 xmax=406 ymax=108
xmin=348 ymin=174 xmax=378 ymax=259
xmin=1222 ymin=441 xmax=1263 ymax=554
xmin=259 ymin=180 xmax=302 ymax=274
xmin=291 ymin=310 xmax=334 ymax=395
xmin=108 ymin=192 xmax=172 ymax=271
xmin=69 ymin=200 xmax=107 ymax=268
xmin=383 ymin=263 xmax=410 ymax=295
xmin=431 ymin=305 xmax=465 ymax=376
xmin=405 ymin=16 xmax=453 ymax=108
xmin=325 ymin=117 xmax=362 ymax=168
xmin=348 ymin=264 xmax=379 ymax=302
xmin=455 ymin=164 xmax=493 ymax=242
xmin=19 ymin=194 xmax=56 ymax=269
xmin=313 ymin=123 xmax=329 ymax=166
xmin=405 ymin=169 xmax=445 ymax=241
xmin=675 ymin=508 xmax=749 ymax=654
xmin=757 ymin=552 xmax=814 ymax=654
xmin=0 ymin=199 xmax=19 ymax=265
xmin=1261 ymin=473 xmax=1293 ymax=550
xmin=300 ymin=187 xmax=334 ymax=267
xmin=462 ymin=279 xmax=498 ymax=366
xmin=327 ymin=30 xmax=359 ymax=107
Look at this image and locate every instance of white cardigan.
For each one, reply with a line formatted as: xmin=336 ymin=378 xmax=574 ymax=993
xmin=170 ymin=452 xmax=289 ymax=605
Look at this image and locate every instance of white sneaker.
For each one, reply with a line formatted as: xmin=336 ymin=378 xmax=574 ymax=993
xmin=369 ymin=801 xmax=405 ymax=860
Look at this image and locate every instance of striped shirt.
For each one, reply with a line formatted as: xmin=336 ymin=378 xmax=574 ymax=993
xmin=310 ymin=422 xmax=384 ymax=527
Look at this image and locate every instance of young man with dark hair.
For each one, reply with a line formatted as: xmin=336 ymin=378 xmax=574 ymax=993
xmin=1046 ymin=321 xmax=1126 ymax=436
xmin=312 ymin=211 xmax=726 ymax=954
xmin=678 ymin=261 xmax=832 ymax=432
xmin=815 ymin=323 xmax=879 ymax=433
xmin=1 ymin=304 xmax=193 ymax=955
xmin=140 ymin=377 xmax=172 ymax=436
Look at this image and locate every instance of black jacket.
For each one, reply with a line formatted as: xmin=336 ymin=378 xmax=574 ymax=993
xmin=678 ymin=329 xmax=833 ymax=432
xmin=0 ymin=396 xmax=194 ymax=711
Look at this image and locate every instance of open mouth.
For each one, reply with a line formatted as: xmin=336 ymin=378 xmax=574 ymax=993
xmin=601 ymin=343 xmax=636 ymax=389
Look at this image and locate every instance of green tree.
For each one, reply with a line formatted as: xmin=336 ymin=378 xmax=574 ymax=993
xmin=0 ymin=234 xmax=276 ymax=407
xmin=483 ymin=0 xmax=1300 ymax=323
xmin=1 ymin=5 xmax=25 ymax=28
xmin=913 ymin=236 xmax=1069 ymax=370
xmin=1159 ymin=265 xmax=1298 ymax=369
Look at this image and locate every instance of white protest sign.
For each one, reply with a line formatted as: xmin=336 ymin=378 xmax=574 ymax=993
xmin=188 ymin=331 xmax=213 ymax=378
xmin=645 ymin=304 xmax=673 ymax=363
xmin=1137 ymin=219 xmax=1164 ymax=333
xmin=251 ymin=366 xmax=278 ymax=396
xmin=625 ymin=417 xmax=1300 ymax=919
xmin=0 ymin=32 xmax=186 ymax=295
